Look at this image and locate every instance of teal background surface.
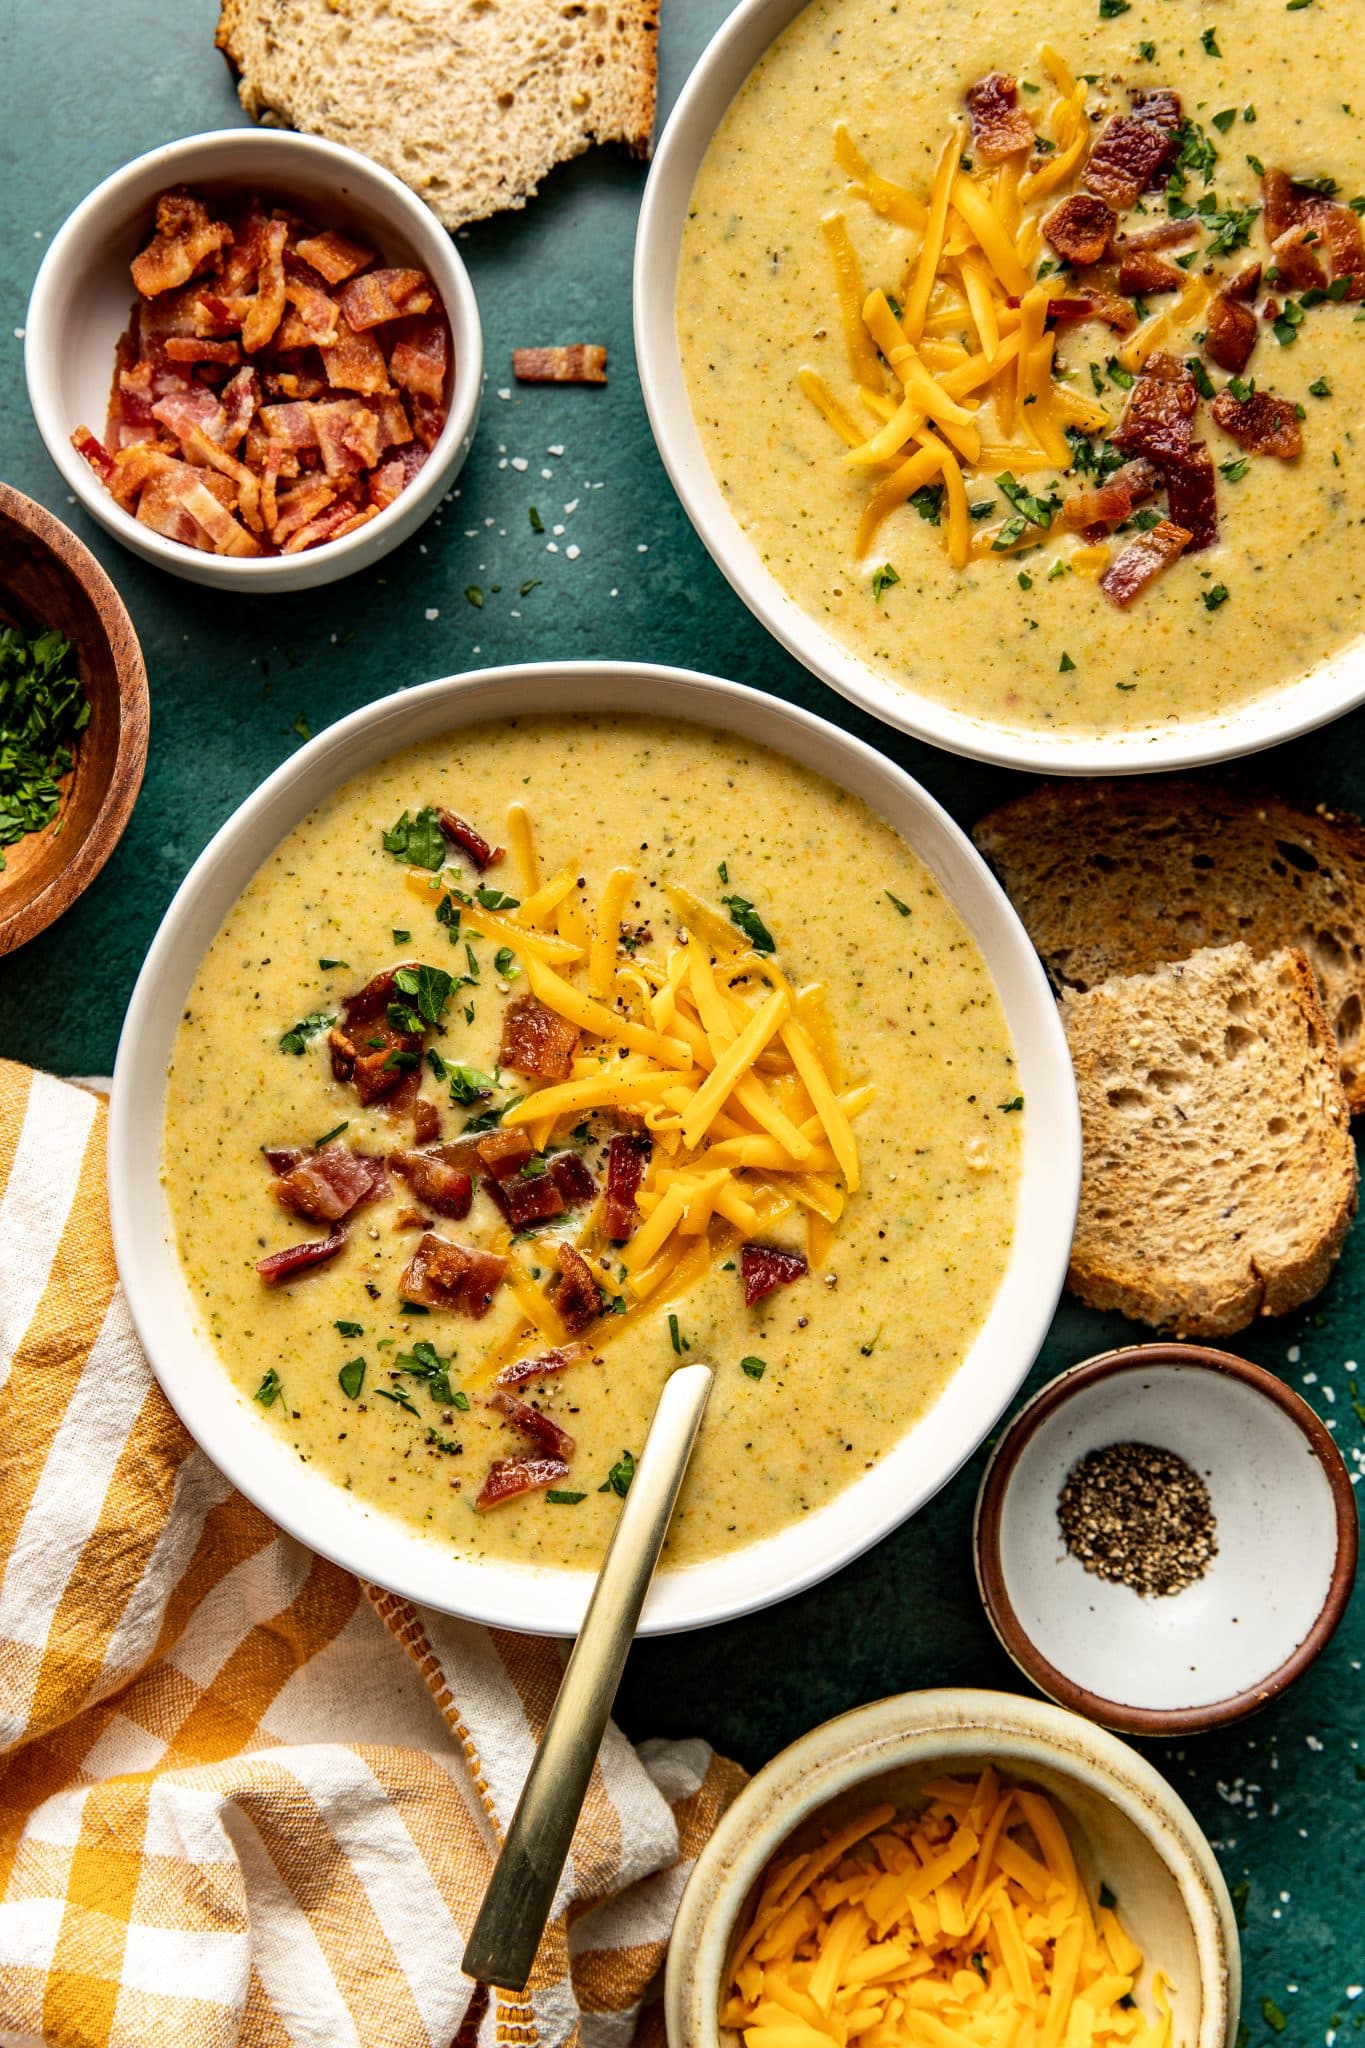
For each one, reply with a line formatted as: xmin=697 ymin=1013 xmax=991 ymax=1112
xmin=0 ymin=1 xmax=1361 ymax=2038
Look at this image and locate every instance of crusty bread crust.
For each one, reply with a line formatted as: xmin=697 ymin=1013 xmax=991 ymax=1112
xmin=216 ymin=0 xmax=659 ymax=230
xmin=1061 ymin=945 xmax=1357 ymax=1338
xmin=974 ymin=779 xmax=1365 ymax=1113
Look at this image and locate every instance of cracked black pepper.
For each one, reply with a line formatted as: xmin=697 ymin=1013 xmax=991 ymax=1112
xmin=1058 ymin=1440 xmax=1217 ymax=1597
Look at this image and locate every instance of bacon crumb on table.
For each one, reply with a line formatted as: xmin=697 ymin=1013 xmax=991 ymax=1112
xmin=71 ymin=186 xmax=450 ymax=558
xmin=512 ymin=345 xmax=608 ymax=385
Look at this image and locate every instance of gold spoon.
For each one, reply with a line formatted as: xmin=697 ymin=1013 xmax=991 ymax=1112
xmin=462 ymin=1360 xmax=714 ymax=1992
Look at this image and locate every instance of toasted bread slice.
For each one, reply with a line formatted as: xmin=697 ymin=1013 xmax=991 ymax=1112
xmin=1062 ymin=945 xmax=1357 ymax=1337
xmin=216 ymin=0 xmax=659 ymax=230
xmin=974 ymin=780 xmax=1365 ymax=1111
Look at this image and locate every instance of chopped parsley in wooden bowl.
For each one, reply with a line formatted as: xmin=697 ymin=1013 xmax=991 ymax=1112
xmin=0 ymin=483 xmax=148 ymax=953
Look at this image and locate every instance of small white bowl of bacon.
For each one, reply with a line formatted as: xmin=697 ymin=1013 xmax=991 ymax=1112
xmin=26 ymin=129 xmax=482 ymax=590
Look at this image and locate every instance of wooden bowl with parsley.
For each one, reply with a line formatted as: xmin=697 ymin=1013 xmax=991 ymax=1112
xmin=0 ymin=483 xmax=148 ymax=954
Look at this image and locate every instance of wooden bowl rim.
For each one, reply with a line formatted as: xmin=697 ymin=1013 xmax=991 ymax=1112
xmin=0 ymin=482 xmax=149 ymax=948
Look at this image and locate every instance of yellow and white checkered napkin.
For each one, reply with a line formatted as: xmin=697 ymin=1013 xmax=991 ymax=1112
xmin=0 ymin=1063 xmax=743 ymax=2047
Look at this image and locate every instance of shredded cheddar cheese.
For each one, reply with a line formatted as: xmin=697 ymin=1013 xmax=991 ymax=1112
xmin=723 ymin=1773 xmax=1175 ymax=2048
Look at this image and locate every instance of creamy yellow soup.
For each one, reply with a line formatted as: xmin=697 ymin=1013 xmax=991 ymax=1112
xmin=678 ymin=0 xmax=1365 ymax=737
xmin=164 ymin=717 xmax=1021 ymax=1570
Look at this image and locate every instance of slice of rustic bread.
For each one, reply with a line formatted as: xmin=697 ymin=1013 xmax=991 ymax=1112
xmin=216 ymin=0 xmax=659 ymax=230
xmin=974 ymin=780 xmax=1365 ymax=1111
xmin=1061 ymin=945 xmax=1357 ymax=1337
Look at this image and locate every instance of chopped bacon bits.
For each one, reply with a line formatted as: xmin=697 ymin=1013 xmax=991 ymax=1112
xmin=1210 ymin=387 xmax=1304 ymax=459
xmin=513 ymin=345 xmax=608 ymax=384
xmin=554 ymin=1243 xmax=603 ymax=1334
xmin=1128 ymin=87 xmax=1182 ymax=131
xmin=965 ymin=73 xmax=1036 ymax=163
xmin=1100 ymin=519 xmax=1193 ymax=609
xmin=549 ymin=1150 xmax=598 ymax=1208
xmin=399 ymin=1232 xmax=507 ymax=1317
xmin=485 ymin=1166 xmax=567 ymax=1231
xmin=257 ymin=1226 xmax=347 ymax=1284
xmin=488 ymin=1391 xmax=576 ymax=1463
xmin=1063 ymin=459 xmax=1160 ymax=535
xmin=72 ymin=186 xmax=450 ymax=558
xmin=1110 ymin=353 xmax=1198 ymax=465
xmin=1045 ymin=292 xmax=1139 ymax=335
xmin=494 ymin=1344 xmax=593 ymax=1389
xmin=329 ymin=964 xmax=425 ymax=1107
xmin=1164 ymin=444 xmax=1220 ymax=554
xmin=270 ymin=1144 xmax=388 ymax=1223
xmin=740 ymin=1243 xmax=809 ymax=1307
xmin=475 ymin=1455 xmax=571 ymax=1511
xmin=1043 ymin=193 xmax=1116 ymax=268
xmin=475 ymin=1128 xmax=536 ymax=1179
xmin=1116 ymin=219 xmax=1201 ymax=255
xmin=500 ymin=994 xmax=581 ymax=1080
xmin=412 ymin=1097 xmax=441 ymax=1146
xmin=1271 ymin=224 xmax=1328 ymax=295
xmin=1084 ymin=112 xmax=1179 ymax=211
xmin=1226 ymin=262 xmax=1262 ymax=303
xmin=604 ymin=1133 xmax=652 ymax=1242
xmin=437 ymin=809 xmax=500 ymax=870
xmin=1204 ymin=293 xmax=1259 ymax=376
xmin=1116 ymin=248 xmax=1184 ymax=295
xmin=1263 ymin=168 xmax=1365 ymax=300
xmin=389 ymin=1146 xmax=474 ymax=1218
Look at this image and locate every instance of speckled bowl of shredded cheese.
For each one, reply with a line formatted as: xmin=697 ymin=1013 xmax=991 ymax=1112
xmin=664 ymin=1688 xmax=1240 ymax=2048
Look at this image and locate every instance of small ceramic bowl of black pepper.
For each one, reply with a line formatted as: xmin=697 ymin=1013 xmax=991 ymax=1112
xmin=973 ymin=1345 xmax=1358 ymax=1736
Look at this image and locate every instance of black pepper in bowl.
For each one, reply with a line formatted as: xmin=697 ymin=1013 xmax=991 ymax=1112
xmin=1058 ymin=1441 xmax=1217 ymax=1598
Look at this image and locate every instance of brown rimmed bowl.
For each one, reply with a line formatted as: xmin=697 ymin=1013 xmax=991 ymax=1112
xmin=974 ymin=1346 xmax=1358 ymax=1737
xmin=0 ymin=482 xmax=148 ymax=954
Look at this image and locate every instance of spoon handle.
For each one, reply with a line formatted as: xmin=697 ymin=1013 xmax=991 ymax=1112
xmin=462 ymin=1360 xmax=715 ymax=1992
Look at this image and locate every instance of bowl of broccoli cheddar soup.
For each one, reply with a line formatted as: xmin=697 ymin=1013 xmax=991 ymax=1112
xmin=636 ymin=0 xmax=1365 ymax=773
xmin=110 ymin=664 xmax=1078 ymax=1635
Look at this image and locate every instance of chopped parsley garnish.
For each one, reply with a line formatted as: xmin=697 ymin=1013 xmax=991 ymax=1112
xmin=1138 ymin=38 xmax=1156 ymax=59
xmin=1017 ymin=571 xmax=1034 ymax=590
xmin=1105 ymin=358 xmax=1136 ymax=390
xmin=1227 ymin=375 xmax=1255 ymax=402
xmin=1309 ymin=376 xmax=1332 ymax=397
xmin=376 ymin=1386 xmax=420 ymax=1414
xmin=338 ymin=1357 xmax=366 ymax=1399
xmin=519 ymin=1155 xmax=549 ymax=1179
xmin=1220 ymin=456 xmax=1250 ymax=482
xmin=871 ymin=562 xmax=900 ymax=600
xmin=1199 ymin=26 xmax=1220 ymax=54
xmin=520 ymin=579 xmax=541 ymax=597
xmin=392 ymin=928 xmax=410 ymax=944
xmin=740 ymin=1355 xmax=767 ymax=1379
xmin=255 ymin=1369 xmax=283 ymax=1407
xmin=313 ymin=1122 xmax=350 ymax=1149
xmin=318 ymin=957 xmax=349 ymax=970
xmin=278 ymin=1010 xmax=334 ymax=1055
xmin=599 ymin=1449 xmax=637 ymax=1498
xmin=546 ymin=1489 xmax=587 ymax=1504
xmin=996 ymin=472 xmax=1057 ymax=529
xmin=1203 ymin=584 xmax=1230 ymax=610
xmin=465 ymin=586 xmax=484 ymax=608
xmin=445 ymin=1062 xmax=497 ymax=1105
xmin=886 ymin=891 xmax=911 ymax=917
xmin=992 ymin=515 xmax=1030 ymax=552
xmin=909 ymin=482 xmax=945 ymax=525
xmin=464 ymin=1096 xmax=521 ymax=1132
xmin=475 ymin=884 xmax=519 ymax=911
xmin=0 ymin=627 xmax=91 ymax=865
xmin=383 ymin=805 xmax=445 ymax=870
xmin=721 ymin=892 xmax=776 ymax=954
xmin=395 ymin=1340 xmax=455 ymax=1402
xmin=1186 ymin=356 xmax=1217 ymax=400
xmin=999 ymin=1095 xmax=1025 ymax=1113
xmin=426 ymin=1427 xmax=461 ymax=1454
xmin=1059 ymin=653 xmax=1077 ymax=674
xmin=1098 ymin=0 xmax=1129 ymax=16
xmin=1211 ymin=108 xmax=1237 ymax=134
xmin=335 ymin=1319 xmax=364 ymax=1338
xmin=1261 ymin=2000 xmax=1288 ymax=2033
xmin=528 ymin=505 xmax=544 ymax=532
xmin=1273 ymin=300 xmax=1306 ymax=345
xmin=394 ymin=962 xmax=454 ymax=1027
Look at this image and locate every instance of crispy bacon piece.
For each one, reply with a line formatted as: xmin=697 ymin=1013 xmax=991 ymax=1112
xmin=485 ymin=1165 xmax=567 ymax=1231
xmin=965 ymin=73 xmax=1036 ymax=162
xmin=740 ymin=1243 xmax=809 ymax=1308
xmin=437 ymin=809 xmax=501 ymax=869
xmin=475 ymin=1455 xmax=570 ymax=1510
xmin=390 ymin=318 xmax=450 ymax=404
xmin=257 ymin=1226 xmax=347 ymax=1284
xmin=1110 ymin=353 xmax=1199 ymax=465
xmin=1116 ymin=220 xmax=1201 ymax=255
xmin=319 ymin=326 xmax=391 ymax=396
xmin=270 ymin=1144 xmax=389 ymax=1223
xmin=1210 ymin=387 xmax=1304 ymax=459
xmin=130 ymin=190 xmax=232 ymax=297
xmin=1063 ymin=458 xmax=1161 ymax=535
xmin=409 ymin=396 xmax=447 ymax=450
xmin=370 ymin=445 xmax=429 ymax=510
xmin=164 ymin=336 xmax=241 ymax=368
xmin=1042 ymin=193 xmax=1116 ymax=267
xmin=494 ymin=1344 xmax=592 ymax=1389
xmin=329 ymin=964 xmax=425 ymax=1106
xmin=242 ymin=218 xmax=288 ymax=354
xmin=399 ymin=1232 xmax=507 ymax=1317
xmin=283 ymin=260 xmax=342 ymax=348
xmin=412 ymin=1098 xmax=441 ymax=1145
xmin=293 ymin=228 xmax=375 ymax=283
xmin=500 ymin=995 xmax=580 ymax=1081
xmin=1164 ymin=443 xmax=1219 ymax=553
xmin=1204 ymin=294 xmax=1259 ymax=376
xmin=554 ymin=1244 xmax=602 ymax=1334
xmin=604 ymin=1133 xmax=651 ymax=1241
xmin=389 ymin=1146 xmax=474 ymax=1218
xmin=1045 ymin=292 xmax=1139 ymax=334
xmin=1226 ymin=262 xmax=1262 ymax=303
xmin=1263 ymin=169 xmax=1365 ymax=299
xmin=488 ymin=1391 xmax=575 ymax=1462
xmin=1272 ymin=223 xmax=1328 ymax=295
xmin=513 ymin=345 xmax=608 ymax=384
xmin=310 ymin=399 xmax=381 ymax=478
xmin=152 ymin=386 xmax=226 ymax=446
xmin=1128 ymin=87 xmax=1182 ymax=130
xmin=470 ymin=1129 xmax=530 ymax=1179
xmin=1117 ymin=248 xmax=1184 ymax=295
xmin=336 ymin=267 xmax=435 ymax=329
xmin=549 ymin=1150 xmax=597 ymax=1208
xmin=1084 ymin=113 xmax=1179 ymax=211
xmin=1099 ymin=519 xmax=1193 ymax=608
xmin=72 ymin=427 xmax=116 ymax=481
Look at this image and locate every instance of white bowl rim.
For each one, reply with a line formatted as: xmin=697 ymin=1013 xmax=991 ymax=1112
xmin=108 ymin=659 xmax=1080 ymax=1637
xmin=25 ymin=126 xmax=482 ymax=586
xmin=663 ymin=1685 xmax=1241 ymax=2048
xmin=633 ymin=0 xmax=1365 ymax=777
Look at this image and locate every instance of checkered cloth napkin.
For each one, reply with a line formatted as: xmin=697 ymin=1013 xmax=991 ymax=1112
xmin=0 ymin=1063 xmax=744 ymax=2047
